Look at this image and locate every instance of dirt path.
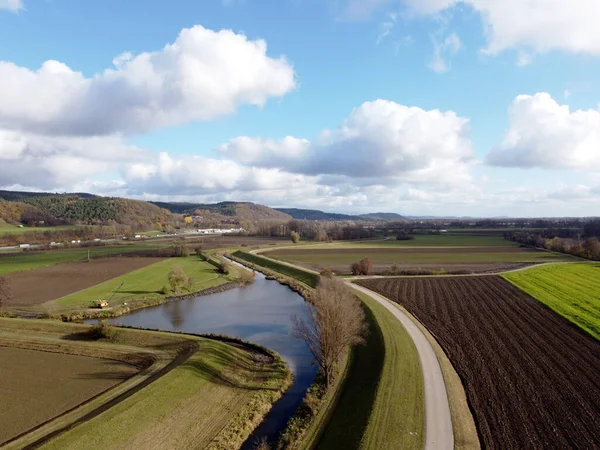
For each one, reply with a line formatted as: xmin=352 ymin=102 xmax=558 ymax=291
xmin=350 ymin=282 xmax=454 ymax=450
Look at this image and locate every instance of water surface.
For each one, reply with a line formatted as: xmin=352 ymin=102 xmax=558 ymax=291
xmin=100 ymin=272 xmax=317 ymax=446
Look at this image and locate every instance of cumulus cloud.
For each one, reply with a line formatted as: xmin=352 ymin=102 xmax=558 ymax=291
xmin=486 ymin=93 xmax=600 ymax=170
xmin=219 ymin=100 xmax=475 ymax=186
xmin=0 ymin=25 xmax=296 ymax=136
xmin=0 ymin=130 xmax=148 ymax=189
xmin=0 ymin=0 xmax=22 ymax=12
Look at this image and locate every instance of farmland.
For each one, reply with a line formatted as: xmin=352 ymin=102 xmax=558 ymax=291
xmin=264 ymin=245 xmax=571 ymax=274
xmin=0 ymin=318 xmax=290 ymax=450
xmin=0 ymin=347 xmax=138 ymax=445
xmin=0 ymin=245 xmax=162 ymax=275
xmin=0 ymin=219 xmax=81 ymax=236
xmin=504 ymin=263 xmax=600 ymax=340
xmin=46 ymin=256 xmax=226 ymax=311
xmin=5 ymin=257 xmax=165 ymax=307
xmin=357 ymin=276 xmax=600 ymax=449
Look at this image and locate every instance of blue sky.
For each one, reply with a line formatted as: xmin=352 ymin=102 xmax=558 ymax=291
xmin=1 ymin=0 xmax=600 ymax=216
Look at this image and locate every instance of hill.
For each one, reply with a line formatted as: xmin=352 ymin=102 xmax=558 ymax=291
xmin=150 ymin=201 xmax=291 ymax=221
xmin=276 ymin=208 xmax=404 ymax=221
xmin=0 ymin=191 xmax=171 ymax=230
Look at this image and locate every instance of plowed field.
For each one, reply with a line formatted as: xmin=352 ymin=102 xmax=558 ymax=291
xmin=356 ymin=276 xmax=600 ymax=449
xmin=6 ymin=257 xmax=164 ymax=306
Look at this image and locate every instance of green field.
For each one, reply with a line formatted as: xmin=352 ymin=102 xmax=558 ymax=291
xmin=232 ymin=250 xmax=320 ymax=287
xmin=0 ymin=219 xmax=80 ymax=236
xmin=51 ymin=257 xmax=225 ymax=309
xmin=504 ymin=263 xmax=600 ymax=340
xmin=316 ymin=292 xmax=424 ymax=449
xmin=1 ymin=319 xmax=289 ymax=450
xmin=0 ymin=245 xmax=161 ymax=275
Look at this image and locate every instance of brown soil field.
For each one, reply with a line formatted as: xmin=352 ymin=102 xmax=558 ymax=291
xmin=357 ymin=276 xmax=600 ymax=449
xmin=268 ymin=247 xmax=532 ymax=255
xmin=5 ymin=257 xmax=164 ymax=307
xmin=338 ymin=262 xmax=536 ymax=275
xmin=0 ymin=347 xmax=138 ymax=445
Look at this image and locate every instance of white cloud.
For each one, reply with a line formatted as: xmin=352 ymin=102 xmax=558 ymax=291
xmin=216 ymin=100 xmax=475 ymax=186
xmin=429 ymin=32 xmax=461 ymax=73
xmin=516 ymin=51 xmax=533 ymax=67
xmin=0 ymin=130 xmax=148 ymax=189
xmin=0 ymin=25 xmax=296 ymax=136
xmin=377 ymin=12 xmax=397 ymax=43
xmin=0 ymin=0 xmax=22 ymax=12
xmin=486 ymin=93 xmax=600 ymax=170
xmin=341 ymin=1 xmax=600 ymax=56
xmin=404 ymin=0 xmax=600 ymax=56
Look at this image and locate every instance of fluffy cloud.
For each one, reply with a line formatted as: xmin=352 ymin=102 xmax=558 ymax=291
xmin=0 ymin=25 xmax=295 ymax=136
xmin=0 ymin=0 xmax=22 ymax=12
xmin=219 ymin=100 xmax=474 ymax=186
xmin=486 ymin=93 xmax=600 ymax=170
xmin=343 ymin=1 xmax=600 ymax=56
xmin=0 ymin=130 xmax=148 ymax=189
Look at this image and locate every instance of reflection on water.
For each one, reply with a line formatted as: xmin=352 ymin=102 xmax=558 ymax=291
xmin=100 ymin=272 xmax=317 ymax=446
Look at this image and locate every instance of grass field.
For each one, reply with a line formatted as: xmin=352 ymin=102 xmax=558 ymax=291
xmin=50 ymin=257 xmax=225 ymax=310
xmin=0 ymin=347 xmax=137 ymax=445
xmin=0 ymin=219 xmax=81 ymax=236
xmin=0 ymin=245 xmax=161 ymax=275
xmin=344 ymin=235 xmax=515 ymax=247
xmin=504 ymin=263 xmax=600 ymax=340
xmin=0 ymin=318 xmax=290 ymax=450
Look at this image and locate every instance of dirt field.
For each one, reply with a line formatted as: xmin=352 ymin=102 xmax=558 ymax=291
xmin=265 ymin=246 xmax=561 ymax=274
xmin=0 ymin=347 xmax=137 ymax=445
xmin=357 ymin=276 xmax=600 ymax=449
xmin=5 ymin=257 xmax=164 ymax=306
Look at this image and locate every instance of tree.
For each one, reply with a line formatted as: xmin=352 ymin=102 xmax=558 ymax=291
xmin=167 ymin=265 xmax=193 ymax=294
xmin=350 ymin=258 xmax=373 ymax=276
xmin=0 ymin=276 xmax=12 ymax=310
xmin=583 ymin=237 xmax=600 ymax=260
xmin=172 ymin=239 xmax=189 ymax=257
xmin=293 ymin=277 xmax=367 ymax=386
xmin=291 ymin=231 xmax=300 ymax=244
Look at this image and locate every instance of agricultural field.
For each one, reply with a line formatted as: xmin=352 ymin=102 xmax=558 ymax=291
xmin=357 ymin=276 xmax=600 ymax=449
xmin=44 ymin=257 xmax=226 ymax=311
xmin=264 ymin=245 xmax=571 ymax=275
xmin=4 ymin=257 xmax=165 ymax=307
xmin=0 ymin=245 xmax=162 ymax=275
xmin=503 ymin=263 xmax=600 ymax=340
xmin=0 ymin=219 xmax=81 ymax=236
xmin=0 ymin=347 xmax=137 ymax=445
xmin=0 ymin=318 xmax=289 ymax=450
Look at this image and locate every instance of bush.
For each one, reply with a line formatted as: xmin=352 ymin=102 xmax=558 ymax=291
xmin=168 ymin=264 xmax=193 ymax=294
xmin=291 ymin=231 xmax=300 ymax=244
xmin=320 ymin=268 xmax=335 ymax=278
xmin=219 ymin=262 xmax=230 ymax=275
xmin=172 ymin=239 xmax=190 ymax=257
xmin=351 ymin=258 xmax=373 ymax=276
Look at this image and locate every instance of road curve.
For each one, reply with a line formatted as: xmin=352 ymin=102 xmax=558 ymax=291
xmin=349 ymin=282 xmax=454 ymax=450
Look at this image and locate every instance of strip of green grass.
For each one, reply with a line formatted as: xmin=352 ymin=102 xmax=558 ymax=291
xmin=0 ymin=220 xmax=81 ymax=236
xmin=346 ymin=235 xmax=514 ymax=247
xmin=232 ymin=250 xmax=319 ymax=288
xmin=52 ymin=257 xmax=224 ymax=309
xmin=503 ymin=263 xmax=600 ymax=340
xmin=0 ymin=245 xmax=162 ymax=275
xmin=316 ymin=292 xmax=424 ymax=450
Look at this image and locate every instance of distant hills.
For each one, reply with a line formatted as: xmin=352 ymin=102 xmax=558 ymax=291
xmin=0 ymin=189 xmax=403 ymax=228
xmin=276 ymin=208 xmax=404 ymax=221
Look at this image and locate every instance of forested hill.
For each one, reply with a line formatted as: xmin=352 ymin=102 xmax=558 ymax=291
xmin=149 ymin=201 xmax=292 ymax=221
xmin=0 ymin=191 xmax=171 ymax=229
xmin=276 ymin=208 xmax=404 ymax=221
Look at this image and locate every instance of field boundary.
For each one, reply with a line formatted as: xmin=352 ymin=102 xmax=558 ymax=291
xmin=350 ymin=283 xmax=454 ymax=450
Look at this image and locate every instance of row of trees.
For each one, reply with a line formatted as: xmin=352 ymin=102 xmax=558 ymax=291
xmin=506 ymin=232 xmax=600 ymax=261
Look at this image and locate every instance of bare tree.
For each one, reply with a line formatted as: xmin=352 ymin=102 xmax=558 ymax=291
xmin=0 ymin=276 xmax=12 ymax=310
xmin=293 ymin=277 xmax=367 ymax=386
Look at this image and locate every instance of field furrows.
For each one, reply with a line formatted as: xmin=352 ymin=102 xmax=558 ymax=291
xmin=357 ymin=276 xmax=600 ymax=449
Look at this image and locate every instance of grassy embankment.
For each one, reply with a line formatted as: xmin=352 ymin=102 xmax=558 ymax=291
xmin=504 ymin=263 xmax=600 ymax=340
xmin=46 ymin=256 xmax=234 ymax=313
xmin=233 ymin=252 xmax=425 ymax=449
xmin=0 ymin=245 xmax=163 ymax=275
xmin=0 ymin=318 xmax=290 ymax=450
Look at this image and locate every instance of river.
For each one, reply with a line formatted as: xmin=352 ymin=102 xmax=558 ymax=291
xmin=99 ymin=272 xmax=317 ymax=447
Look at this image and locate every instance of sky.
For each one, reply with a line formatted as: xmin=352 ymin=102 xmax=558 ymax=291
xmin=0 ymin=0 xmax=599 ymax=217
